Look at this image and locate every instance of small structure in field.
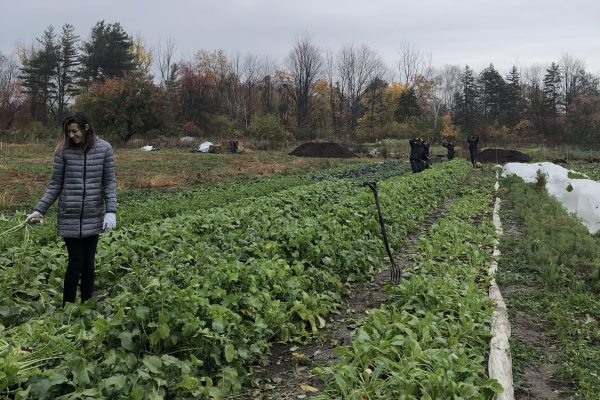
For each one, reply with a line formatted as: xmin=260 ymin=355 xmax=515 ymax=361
xmin=289 ymin=142 xmax=357 ymax=158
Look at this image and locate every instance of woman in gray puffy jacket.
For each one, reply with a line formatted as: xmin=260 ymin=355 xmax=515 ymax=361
xmin=26 ymin=112 xmax=118 ymax=306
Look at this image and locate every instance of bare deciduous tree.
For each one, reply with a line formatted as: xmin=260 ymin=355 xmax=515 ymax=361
xmin=559 ymin=53 xmax=585 ymax=114
xmin=337 ymin=44 xmax=386 ymax=134
xmin=156 ymin=36 xmax=177 ymax=87
xmin=324 ymin=47 xmax=339 ymax=132
xmin=0 ymin=53 xmax=22 ymax=129
xmin=258 ymin=55 xmax=277 ymax=115
xmin=241 ymin=53 xmax=260 ymax=128
xmin=286 ymin=35 xmax=323 ymax=129
xmin=428 ymin=73 xmax=445 ymax=128
xmin=397 ymin=41 xmax=431 ymax=88
xmin=522 ymin=63 xmax=547 ymax=126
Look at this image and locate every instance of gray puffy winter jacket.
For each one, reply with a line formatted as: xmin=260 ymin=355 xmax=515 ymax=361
xmin=34 ymin=138 xmax=117 ymax=238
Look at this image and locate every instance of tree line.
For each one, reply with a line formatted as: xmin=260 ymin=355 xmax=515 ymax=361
xmin=0 ymin=21 xmax=599 ymax=144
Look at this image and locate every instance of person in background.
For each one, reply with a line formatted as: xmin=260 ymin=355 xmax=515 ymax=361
xmin=421 ymin=139 xmax=431 ymax=169
xmin=442 ymin=140 xmax=455 ymax=160
xmin=409 ymin=137 xmax=423 ymax=173
xmin=467 ymin=135 xmax=479 ymax=166
xmin=26 ymin=112 xmax=118 ymax=306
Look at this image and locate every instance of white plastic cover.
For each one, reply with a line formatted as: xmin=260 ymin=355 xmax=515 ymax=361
xmin=502 ymin=162 xmax=600 ymax=234
xmin=198 ymin=141 xmax=213 ymax=153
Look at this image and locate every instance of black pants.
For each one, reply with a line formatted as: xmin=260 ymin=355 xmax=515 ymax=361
xmin=63 ymin=235 xmax=99 ymax=305
xmin=410 ymin=158 xmax=423 ymax=173
xmin=469 ymin=149 xmax=477 ymax=165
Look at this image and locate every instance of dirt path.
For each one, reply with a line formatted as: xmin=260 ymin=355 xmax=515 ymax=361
xmin=228 ymin=183 xmax=462 ymax=399
xmin=499 ymin=205 xmax=574 ymax=400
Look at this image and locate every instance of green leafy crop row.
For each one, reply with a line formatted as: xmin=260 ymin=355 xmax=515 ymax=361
xmin=1 ymin=161 xmax=469 ymax=399
xmin=315 ymin=169 xmax=503 ymax=399
xmin=0 ymin=161 xmax=412 ymax=252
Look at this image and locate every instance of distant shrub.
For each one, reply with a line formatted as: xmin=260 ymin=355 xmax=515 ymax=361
xmin=181 ymin=121 xmax=204 ymax=137
xmin=356 ymin=121 xmax=420 ymax=143
xmin=208 ymin=115 xmax=236 ymax=136
xmin=514 ymin=119 xmax=536 ymax=137
xmin=293 ymin=127 xmax=317 ymax=141
xmin=145 ymin=128 xmax=164 ymax=139
xmin=249 ymin=114 xmax=290 ymax=141
xmin=2 ymin=122 xmax=58 ymax=143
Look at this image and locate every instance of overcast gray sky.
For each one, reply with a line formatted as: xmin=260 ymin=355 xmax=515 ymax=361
xmin=2 ymin=0 xmax=600 ymax=76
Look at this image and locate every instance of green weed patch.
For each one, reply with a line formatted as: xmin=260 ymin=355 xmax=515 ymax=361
xmin=497 ymin=175 xmax=600 ymax=398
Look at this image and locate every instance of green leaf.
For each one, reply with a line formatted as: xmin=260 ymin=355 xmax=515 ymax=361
xmin=157 ymin=323 xmax=170 ymax=339
xmin=131 ymin=387 xmax=145 ymax=400
xmin=143 ymin=355 xmax=163 ymax=374
xmin=104 ymin=374 xmax=127 ymax=389
xmin=149 ymin=330 xmax=161 ymax=346
xmin=224 ymin=344 xmax=235 ymax=363
xmin=73 ymin=367 xmax=90 ymax=386
xmin=176 ymin=374 xmax=198 ymax=391
xmin=119 ymin=331 xmax=135 ymax=351
xmin=135 ymin=306 xmax=150 ymax=319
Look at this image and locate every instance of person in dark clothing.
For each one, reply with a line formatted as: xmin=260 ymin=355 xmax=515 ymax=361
xmin=467 ymin=136 xmax=479 ymax=166
xmin=26 ymin=112 xmax=118 ymax=306
xmin=442 ymin=141 xmax=455 ymax=160
xmin=409 ymin=137 xmax=423 ymax=173
xmin=421 ymin=139 xmax=431 ymax=169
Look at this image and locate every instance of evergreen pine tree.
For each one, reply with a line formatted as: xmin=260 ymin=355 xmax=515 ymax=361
xmin=20 ymin=26 xmax=60 ymax=123
xmin=79 ymin=21 xmax=135 ymax=86
xmin=575 ymin=69 xmax=600 ymax=97
xmin=504 ymin=66 xmax=522 ymax=127
xmin=56 ymin=24 xmax=79 ymax=120
xmin=394 ymin=87 xmax=421 ymax=122
xmin=477 ymin=63 xmax=506 ymax=122
xmin=542 ymin=62 xmax=562 ymax=118
xmin=452 ymin=65 xmax=478 ymax=133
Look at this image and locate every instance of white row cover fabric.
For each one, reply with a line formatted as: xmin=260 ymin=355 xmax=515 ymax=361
xmin=502 ymin=162 xmax=600 ymax=233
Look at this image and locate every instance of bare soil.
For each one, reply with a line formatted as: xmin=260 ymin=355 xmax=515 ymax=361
xmin=289 ymin=142 xmax=358 ymax=158
xmin=478 ymin=148 xmax=531 ymax=163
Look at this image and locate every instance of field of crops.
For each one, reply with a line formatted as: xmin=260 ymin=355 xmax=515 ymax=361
xmin=3 ymin=152 xmax=600 ymax=399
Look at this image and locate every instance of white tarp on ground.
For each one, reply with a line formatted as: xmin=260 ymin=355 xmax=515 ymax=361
xmin=502 ymin=162 xmax=600 ymax=234
xmin=198 ymin=141 xmax=213 ymax=153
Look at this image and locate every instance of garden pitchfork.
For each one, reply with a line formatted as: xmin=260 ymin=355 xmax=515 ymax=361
xmin=367 ymin=181 xmax=402 ymax=284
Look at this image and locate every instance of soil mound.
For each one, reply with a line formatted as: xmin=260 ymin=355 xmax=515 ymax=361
xmin=289 ymin=142 xmax=357 ymax=158
xmin=478 ymin=148 xmax=531 ymax=163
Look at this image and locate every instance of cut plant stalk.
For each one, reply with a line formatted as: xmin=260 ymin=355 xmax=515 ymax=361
xmin=367 ymin=181 xmax=402 ymax=284
xmin=0 ymin=217 xmax=42 ymax=248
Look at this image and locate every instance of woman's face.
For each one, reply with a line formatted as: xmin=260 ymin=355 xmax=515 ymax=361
xmin=66 ymin=122 xmax=84 ymax=144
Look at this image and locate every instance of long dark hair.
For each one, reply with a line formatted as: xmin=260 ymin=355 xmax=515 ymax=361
xmin=59 ymin=112 xmax=97 ymax=152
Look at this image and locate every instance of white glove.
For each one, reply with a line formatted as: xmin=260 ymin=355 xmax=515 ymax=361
xmin=103 ymin=213 xmax=116 ymax=231
xmin=26 ymin=211 xmax=43 ymax=224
